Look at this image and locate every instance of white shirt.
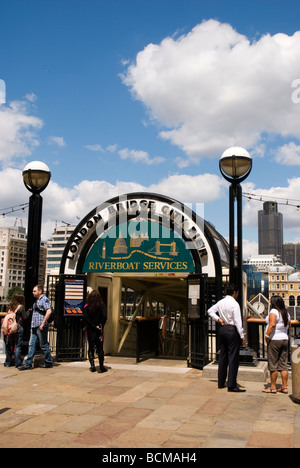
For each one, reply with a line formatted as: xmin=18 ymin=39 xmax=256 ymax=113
xmin=266 ymin=308 xmax=290 ymax=341
xmin=207 ymin=295 xmax=245 ymax=339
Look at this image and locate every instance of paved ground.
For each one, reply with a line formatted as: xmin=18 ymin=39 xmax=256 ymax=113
xmin=0 ymin=356 xmax=299 ymax=448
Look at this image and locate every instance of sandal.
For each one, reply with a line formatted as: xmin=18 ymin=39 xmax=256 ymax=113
xmin=263 ymin=388 xmax=277 ymax=394
xmin=279 ymin=388 xmax=288 ymax=394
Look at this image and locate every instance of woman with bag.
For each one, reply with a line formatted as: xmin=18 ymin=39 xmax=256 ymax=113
xmin=83 ymin=290 xmax=107 ymax=373
xmin=2 ymin=294 xmax=27 ymax=368
xmin=14 ymin=294 xmax=29 ymax=368
xmin=263 ymin=295 xmax=291 ymax=394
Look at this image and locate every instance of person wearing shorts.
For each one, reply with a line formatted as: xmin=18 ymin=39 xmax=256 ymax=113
xmin=264 ymin=296 xmax=291 ymax=394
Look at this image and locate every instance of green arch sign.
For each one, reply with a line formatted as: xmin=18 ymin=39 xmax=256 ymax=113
xmin=83 ymin=220 xmax=195 ymax=274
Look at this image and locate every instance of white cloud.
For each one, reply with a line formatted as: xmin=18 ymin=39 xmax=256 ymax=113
xmin=175 ymin=157 xmax=190 ymax=169
xmin=106 ymin=144 xmax=118 ymax=152
xmin=10 ymin=164 xmax=300 ymax=248
xmin=0 ymin=168 xmax=28 ymax=206
xmin=85 ymin=144 xmax=165 ymax=165
xmin=274 ymin=142 xmax=300 ymax=165
xmin=243 ymin=178 xmax=300 ymax=238
xmin=123 ymin=19 xmax=300 ymax=163
xmin=0 ymin=168 xmax=225 ymax=240
xmin=85 ymin=144 xmax=119 ymax=153
xmin=85 ymin=144 xmax=104 ymax=152
xmin=24 ymin=92 xmax=37 ymax=103
xmin=0 ymin=99 xmax=43 ymax=166
xmin=43 ymin=172 xmax=225 ymax=239
xmin=148 ymin=173 xmax=225 ymax=203
xmin=243 ymin=239 xmax=258 ymax=260
xmin=118 ymin=148 xmax=165 ymax=165
xmin=48 ymin=136 xmax=66 ymax=147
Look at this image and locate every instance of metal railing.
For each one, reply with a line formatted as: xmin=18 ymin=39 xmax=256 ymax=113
xmin=48 ymin=322 xmax=57 ymax=354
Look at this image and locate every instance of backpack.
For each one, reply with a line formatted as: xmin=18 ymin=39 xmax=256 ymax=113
xmin=36 ymin=305 xmax=54 ymax=324
xmin=1 ymin=312 xmax=18 ymax=335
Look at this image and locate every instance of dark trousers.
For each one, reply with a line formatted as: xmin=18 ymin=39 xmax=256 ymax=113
xmin=15 ymin=325 xmax=24 ymax=367
xmin=218 ymin=326 xmax=241 ymax=388
xmin=87 ymin=335 xmax=104 ymax=362
xmin=4 ymin=335 xmax=16 ymax=367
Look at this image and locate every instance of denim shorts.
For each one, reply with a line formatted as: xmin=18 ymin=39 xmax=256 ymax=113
xmin=268 ymin=340 xmax=289 ymax=372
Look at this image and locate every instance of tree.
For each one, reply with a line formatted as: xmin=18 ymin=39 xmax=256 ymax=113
xmin=6 ymin=286 xmax=24 ymax=302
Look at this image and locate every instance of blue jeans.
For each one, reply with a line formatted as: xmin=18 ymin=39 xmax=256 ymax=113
xmin=25 ymin=327 xmax=53 ymax=367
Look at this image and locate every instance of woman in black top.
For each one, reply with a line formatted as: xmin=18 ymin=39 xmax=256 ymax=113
xmin=83 ymin=290 xmax=107 ymax=373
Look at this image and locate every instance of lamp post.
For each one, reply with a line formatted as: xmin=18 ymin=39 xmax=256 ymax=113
xmin=22 ymin=161 xmax=51 ymax=310
xmin=219 ymin=147 xmax=252 ymax=314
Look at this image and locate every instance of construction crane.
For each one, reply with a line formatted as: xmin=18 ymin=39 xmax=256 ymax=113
xmin=14 ymin=218 xmax=23 ymax=227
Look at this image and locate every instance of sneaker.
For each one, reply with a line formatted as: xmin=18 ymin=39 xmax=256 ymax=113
xmin=18 ymin=364 xmax=32 ymax=371
xmin=38 ymin=364 xmax=53 ymax=368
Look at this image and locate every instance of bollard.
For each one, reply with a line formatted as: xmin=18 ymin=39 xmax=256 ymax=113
xmin=291 ymin=339 xmax=300 ymax=403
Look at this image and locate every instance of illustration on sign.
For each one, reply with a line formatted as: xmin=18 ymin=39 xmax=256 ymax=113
xmin=83 ymin=221 xmax=195 ymax=273
xmin=64 ymin=279 xmax=85 ymax=316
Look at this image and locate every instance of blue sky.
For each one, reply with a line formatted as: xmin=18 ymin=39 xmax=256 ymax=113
xmin=1 ymin=0 xmax=300 ymax=257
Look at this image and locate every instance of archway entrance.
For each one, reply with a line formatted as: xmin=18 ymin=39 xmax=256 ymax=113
xmin=57 ymin=193 xmax=229 ymax=364
xmin=120 ymin=276 xmax=188 ymax=359
xmin=85 ymin=272 xmax=189 ymax=360
xmin=121 ymin=276 xmax=187 ymax=357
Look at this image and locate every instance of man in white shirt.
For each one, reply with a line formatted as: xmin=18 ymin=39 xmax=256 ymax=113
xmin=208 ymin=284 xmax=247 ymax=392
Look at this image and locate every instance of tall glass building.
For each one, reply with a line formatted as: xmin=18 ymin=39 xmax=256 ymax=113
xmin=258 ymin=201 xmax=283 ymax=259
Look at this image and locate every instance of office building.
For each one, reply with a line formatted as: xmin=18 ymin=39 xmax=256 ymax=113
xmin=258 ymin=201 xmax=283 ymax=258
xmin=245 ymin=254 xmax=282 ymax=271
xmin=46 ymin=224 xmax=76 ymax=277
xmin=243 ymin=263 xmax=269 ymax=299
xmin=282 ymin=242 xmax=300 ymax=270
xmin=268 ymin=265 xmax=300 ymax=320
xmin=0 ymin=226 xmax=46 ymax=300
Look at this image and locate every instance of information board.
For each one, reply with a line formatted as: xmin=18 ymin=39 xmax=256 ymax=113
xmin=64 ymin=279 xmax=85 ymax=316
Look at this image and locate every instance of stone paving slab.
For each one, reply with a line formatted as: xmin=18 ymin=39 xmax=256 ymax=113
xmin=0 ymin=357 xmax=299 ymax=448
